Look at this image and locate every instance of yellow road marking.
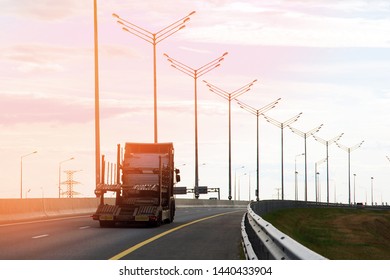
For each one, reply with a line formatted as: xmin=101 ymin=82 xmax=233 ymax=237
xmin=109 ymin=210 xmax=243 ymax=260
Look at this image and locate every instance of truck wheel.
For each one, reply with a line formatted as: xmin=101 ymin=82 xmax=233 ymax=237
xmin=169 ymin=207 xmax=175 ymax=223
xmin=154 ymin=212 xmax=162 ymax=227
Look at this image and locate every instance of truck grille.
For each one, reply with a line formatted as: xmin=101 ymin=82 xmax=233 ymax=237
xmin=136 ymin=206 xmax=157 ymax=215
xmin=95 ymin=204 xmax=119 ymax=215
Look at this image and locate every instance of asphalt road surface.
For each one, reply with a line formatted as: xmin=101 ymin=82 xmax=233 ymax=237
xmin=0 ymin=207 xmax=245 ymax=260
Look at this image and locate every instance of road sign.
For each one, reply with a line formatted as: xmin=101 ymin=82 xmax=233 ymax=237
xmin=173 ymin=187 xmax=187 ymax=195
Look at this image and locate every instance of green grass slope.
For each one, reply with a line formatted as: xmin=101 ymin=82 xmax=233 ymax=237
xmin=262 ymin=208 xmax=390 ymax=260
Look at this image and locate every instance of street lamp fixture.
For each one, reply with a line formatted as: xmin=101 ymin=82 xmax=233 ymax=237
xmin=59 ymin=157 xmax=75 ymax=198
xmin=236 ymin=98 xmax=281 ymax=201
xmin=335 ymin=140 xmax=364 ymax=204
xmin=313 ymin=133 xmax=344 ymax=204
xmin=203 ymin=79 xmax=258 ymax=200
xmin=289 ymin=124 xmax=323 ymax=201
xmin=164 ymin=52 xmax=228 ymax=199
xmin=113 ymin=11 xmax=196 ymax=143
xmin=263 ymin=113 xmax=303 ymax=200
xmin=234 ymin=166 xmax=245 ymax=200
xmin=20 ymin=151 xmax=37 ymax=199
xmin=315 ymin=157 xmax=327 ymax=202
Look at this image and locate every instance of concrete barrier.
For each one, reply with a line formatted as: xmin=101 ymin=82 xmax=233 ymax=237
xmin=0 ymin=198 xmax=248 ymax=223
xmin=176 ymin=198 xmax=248 ymax=208
xmin=0 ymin=198 xmax=102 ymax=223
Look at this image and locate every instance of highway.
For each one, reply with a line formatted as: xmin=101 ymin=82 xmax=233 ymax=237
xmin=0 ymin=207 xmax=245 ymax=260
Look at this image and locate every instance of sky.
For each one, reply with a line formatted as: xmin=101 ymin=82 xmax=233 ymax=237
xmin=0 ymin=0 xmax=389 ymax=203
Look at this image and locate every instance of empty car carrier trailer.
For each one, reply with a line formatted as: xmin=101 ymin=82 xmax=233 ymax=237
xmin=93 ymin=143 xmax=180 ymax=227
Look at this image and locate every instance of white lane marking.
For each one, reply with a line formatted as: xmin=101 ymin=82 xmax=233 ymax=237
xmin=0 ymin=215 xmax=91 ymax=227
xmin=79 ymin=226 xmax=90 ymax=230
xmin=32 ymin=234 xmax=49 ymax=239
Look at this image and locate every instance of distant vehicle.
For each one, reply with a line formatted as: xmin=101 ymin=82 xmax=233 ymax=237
xmin=92 ymin=142 xmax=180 ymax=227
xmin=356 ymin=202 xmax=365 ymax=208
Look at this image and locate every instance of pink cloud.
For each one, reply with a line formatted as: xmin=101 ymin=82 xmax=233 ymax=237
xmin=0 ymin=93 xmax=131 ymax=125
xmin=1 ymin=0 xmax=88 ymax=21
xmin=0 ymin=92 xmax=202 ymax=126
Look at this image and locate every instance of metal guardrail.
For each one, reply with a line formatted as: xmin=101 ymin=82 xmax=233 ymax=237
xmin=242 ymin=203 xmax=327 ymax=260
xmin=241 ymin=213 xmax=257 ymax=260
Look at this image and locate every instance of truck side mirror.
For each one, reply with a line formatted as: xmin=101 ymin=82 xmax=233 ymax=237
xmin=175 ymin=168 xmax=181 ymax=183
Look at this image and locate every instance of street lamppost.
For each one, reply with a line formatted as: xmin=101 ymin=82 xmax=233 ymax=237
xmin=263 ymin=113 xmax=302 ymax=200
xmin=294 ymin=153 xmax=305 ymax=201
xmin=289 ymin=124 xmax=323 ymax=201
xmin=315 ymin=157 xmax=327 ymax=202
xmin=248 ymin=170 xmax=257 ymax=201
xmin=113 ymin=11 xmax=196 ymax=143
xmin=371 ymin=176 xmax=374 ymax=206
xmin=93 ymin=0 xmax=101 ymax=191
xmin=236 ymin=98 xmax=281 ymax=201
xmin=59 ymin=157 xmax=75 ymax=198
xmin=234 ymin=166 xmax=245 ymax=200
xmin=203 ymin=79 xmax=258 ymax=200
xmin=335 ymin=140 xmax=364 ymax=205
xmin=20 ymin=151 xmax=37 ymax=199
xmin=387 ymin=157 xmax=390 ymax=195
xmin=353 ymin=173 xmax=356 ymax=204
xmin=362 ymin=186 xmax=368 ymax=205
xmin=313 ymin=133 xmax=344 ymax=204
xmin=164 ymin=52 xmax=228 ymax=198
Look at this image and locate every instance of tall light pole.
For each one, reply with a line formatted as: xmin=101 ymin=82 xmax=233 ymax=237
xmin=234 ymin=166 xmax=245 ymax=200
xmin=294 ymin=153 xmax=305 ymax=201
xmin=164 ymin=52 xmax=228 ymax=198
xmin=236 ymin=98 xmax=281 ymax=201
xmin=315 ymin=157 xmax=327 ymax=202
xmin=335 ymin=140 xmax=364 ymax=205
xmin=113 ymin=11 xmax=196 ymax=143
xmin=263 ymin=113 xmax=302 ymax=200
xmin=93 ymin=0 xmax=100 ymax=191
xmin=248 ymin=170 xmax=256 ymax=201
xmin=59 ymin=157 xmax=75 ymax=198
xmin=203 ymin=79 xmax=258 ymax=200
xmin=289 ymin=124 xmax=323 ymax=201
xmin=371 ymin=176 xmax=374 ymax=206
xmin=20 ymin=151 xmax=37 ymax=199
xmin=353 ymin=173 xmax=356 ymax=204
xmin=387 ymin=156 xmax=390 ymax=195
xmin=313 ymin=133 xmax=344 ymax=204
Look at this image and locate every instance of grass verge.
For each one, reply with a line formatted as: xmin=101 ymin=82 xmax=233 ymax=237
xmin=262 ymin=207 xmax=390 ymax=260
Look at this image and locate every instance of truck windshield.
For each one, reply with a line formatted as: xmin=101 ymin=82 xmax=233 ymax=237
xmin=123 ymin=174 xmax=159 ymax=188
xmin=125 ymin=153 xmax=169 ymax=169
